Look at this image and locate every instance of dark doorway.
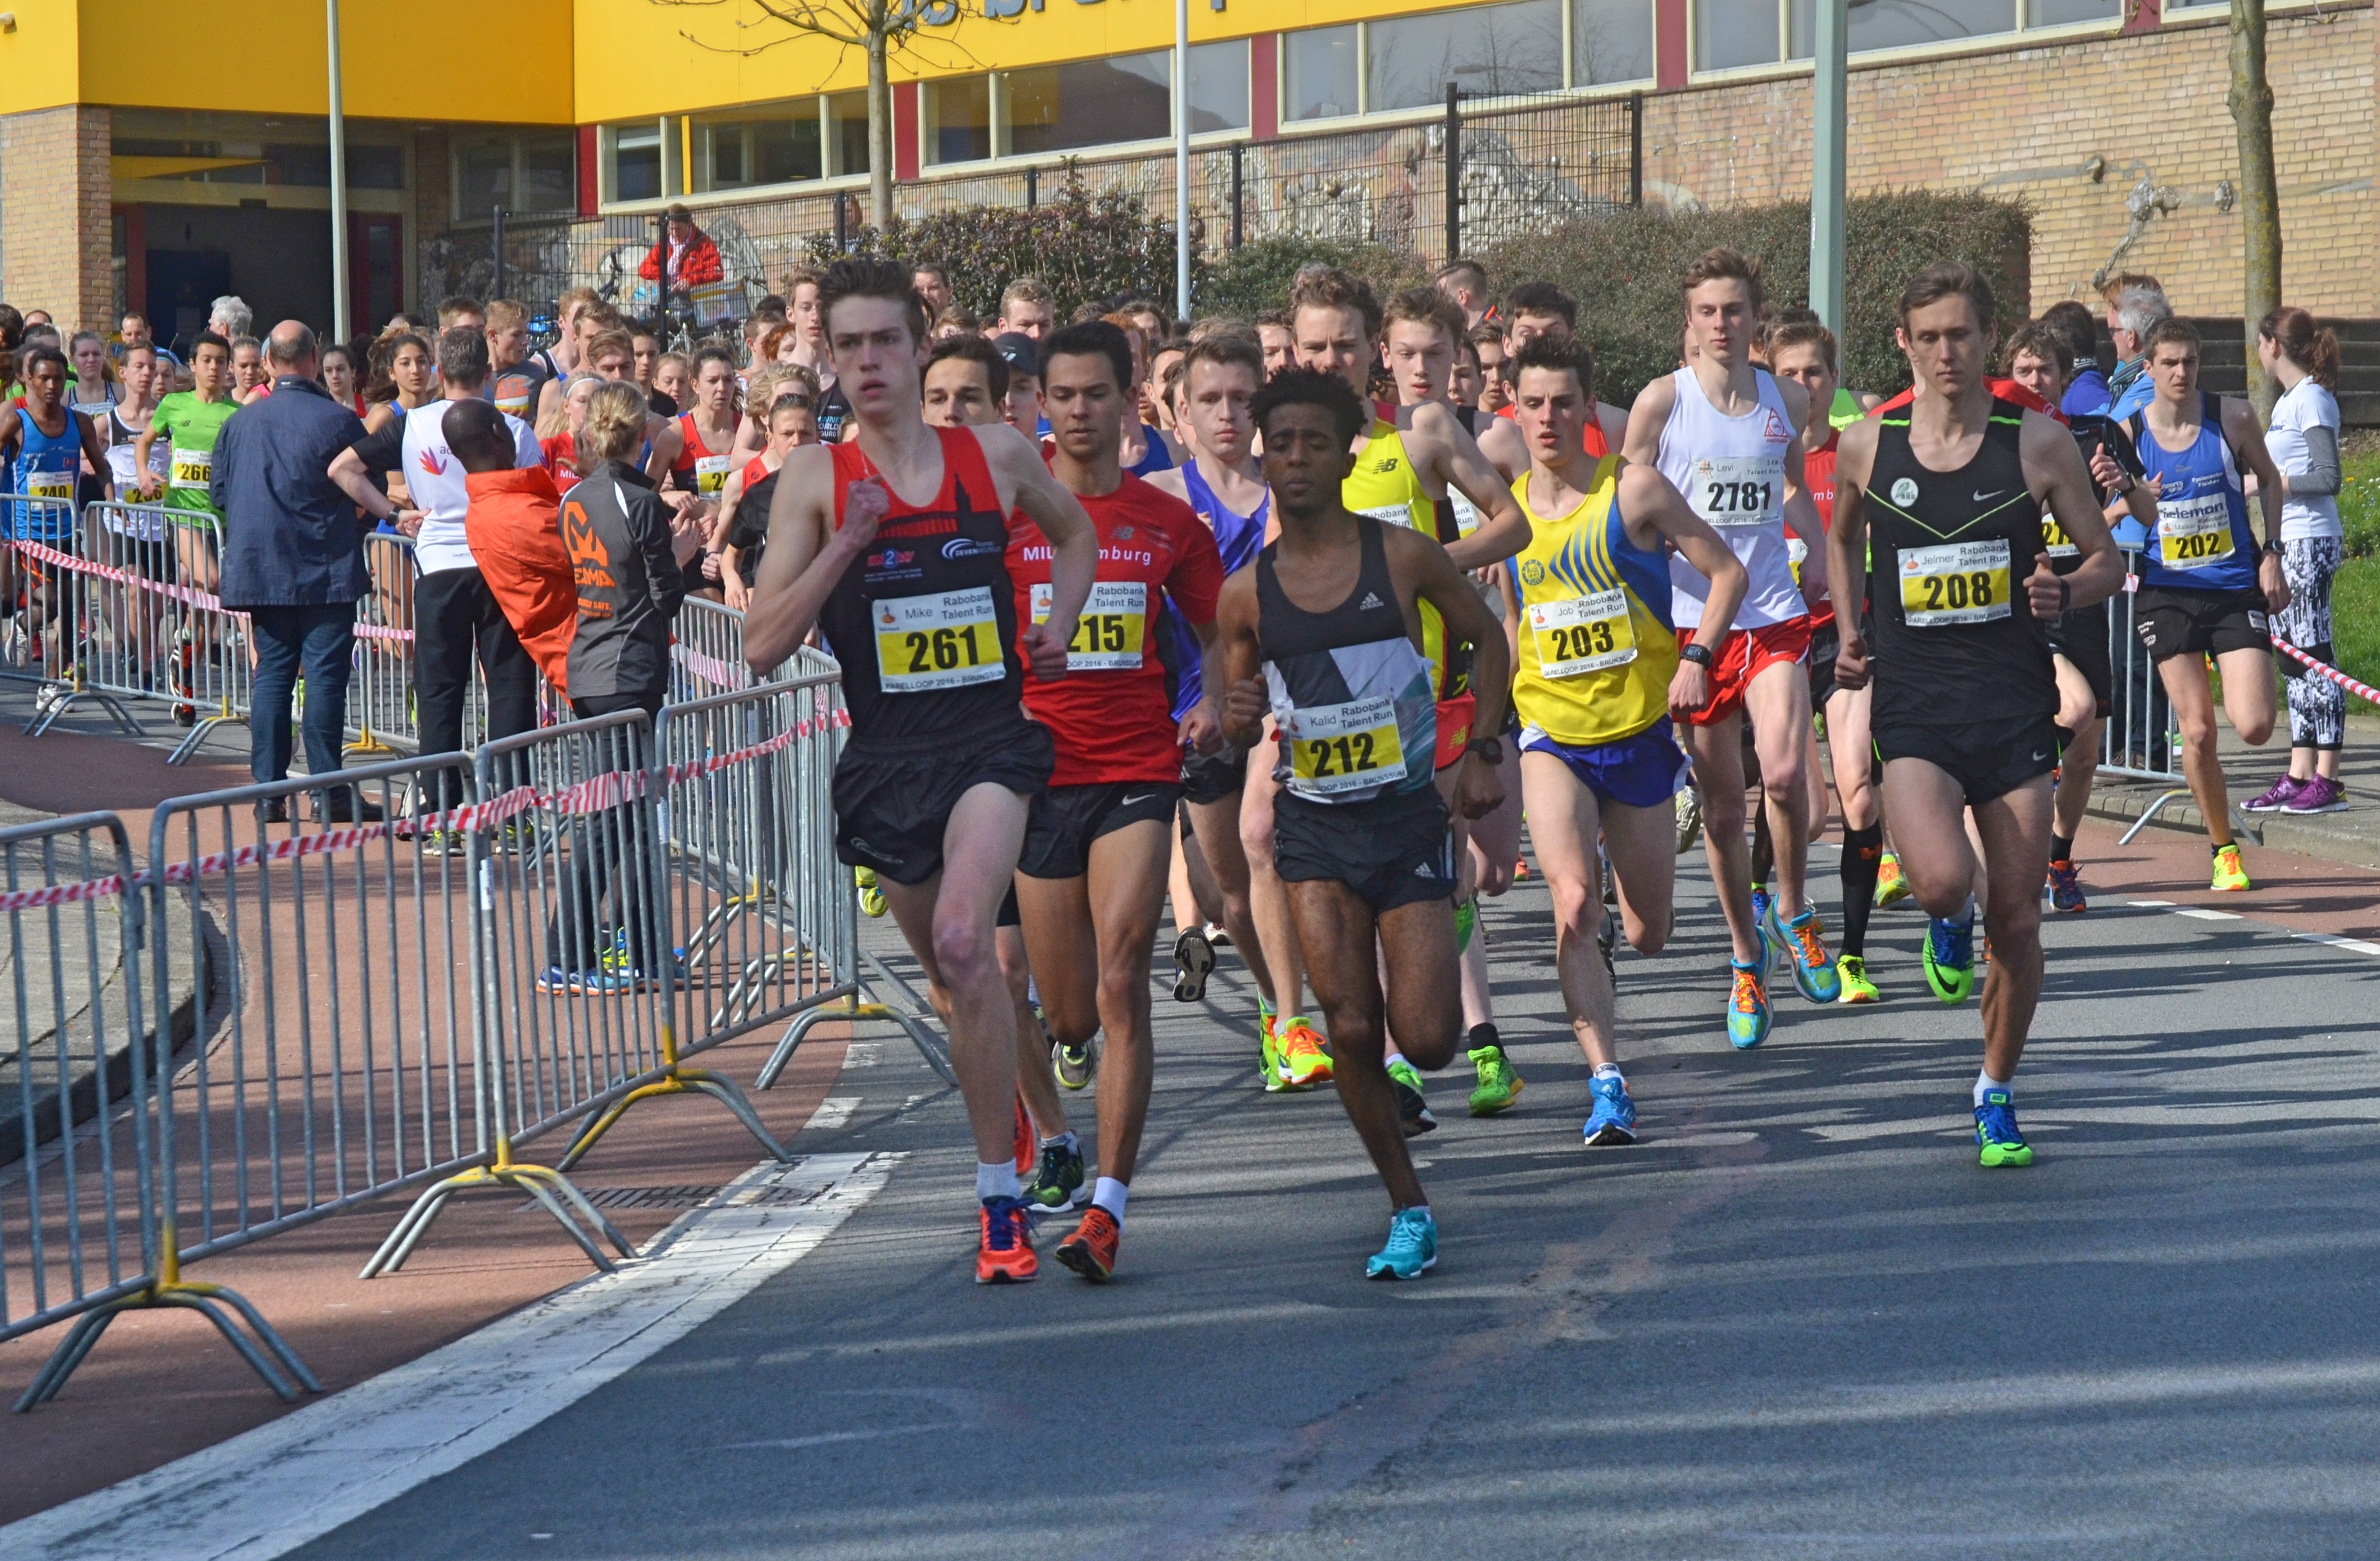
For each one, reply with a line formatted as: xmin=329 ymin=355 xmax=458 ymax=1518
xmin=351 ymin=214 xmax=405 ymax=337
xmin=146 ymin=249 xmax=231 ymax=353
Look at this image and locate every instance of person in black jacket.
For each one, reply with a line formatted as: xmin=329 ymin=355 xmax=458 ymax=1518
xmin=519 ymin=384 xmax=688 ymax=991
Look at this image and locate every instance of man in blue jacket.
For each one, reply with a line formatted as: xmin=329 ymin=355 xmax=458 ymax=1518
xmin=212 ymin=322 xmax=404 ymax=818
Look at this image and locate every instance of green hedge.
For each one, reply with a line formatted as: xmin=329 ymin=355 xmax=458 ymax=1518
xmin=809 ymin=170 xmax=1196 ymax=322
xmin=1478 ymin=192 xmax=2032 ymax=406
xmin=1193 ymin=235 xmax=1427 ymax=323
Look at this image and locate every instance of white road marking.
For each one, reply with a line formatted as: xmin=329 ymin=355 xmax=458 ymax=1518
xmin=2173 ymin=907 xmax=2242 ymax=920
xmin=0 ymin=1151 xmax=901 ymax=1561
xmin=2126 ymin=900 xmax=2177 ymax=908
xmin=2295 ymin=931 xmax=2380 ymax=958
xmin=804 ymin=1095 xmax=860 ymax=1131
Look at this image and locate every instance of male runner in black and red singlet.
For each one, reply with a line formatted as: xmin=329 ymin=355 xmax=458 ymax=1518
xmin=743 ymin=259 xmax=1098 ymax=1285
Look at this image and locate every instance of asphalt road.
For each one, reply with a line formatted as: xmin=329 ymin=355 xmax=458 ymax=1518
xmin=279 ymin=839 xmax=2380 ymax=1561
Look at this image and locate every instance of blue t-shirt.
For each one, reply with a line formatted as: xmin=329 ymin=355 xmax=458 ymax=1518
xmin=1163 ymin=461 xmax=1271 ymax=722
xmin=2061 ymin=364 xmax=2111 ymax=419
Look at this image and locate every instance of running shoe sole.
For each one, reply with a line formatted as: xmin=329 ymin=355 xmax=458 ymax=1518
xmin=1171 ymin=929 xmax=1216 ymax=1002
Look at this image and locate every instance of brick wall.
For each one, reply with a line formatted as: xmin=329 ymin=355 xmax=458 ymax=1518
xmin=1640 ymin=5 xmax=2375 ymax=318
xmin=0 ymin=105 xmax=116 ymax=331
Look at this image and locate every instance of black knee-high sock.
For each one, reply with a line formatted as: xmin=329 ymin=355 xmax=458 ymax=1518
xmin=1839 ymin=824 xmax=1884 ymax=958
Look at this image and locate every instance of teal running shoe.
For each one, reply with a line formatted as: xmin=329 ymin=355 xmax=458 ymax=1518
xmin=1771 ymin=906 xmax=1841 ymax=1004
xmin=1726 ymin=958 xmax=1772 ymax=1050
xmin=1365 ymin=1206 xmax=1438 ymax=1280
xmin=1923 ymin=913 xmax=1977 ymax=1006
xmin=1748 ymin=887 xmax=1775 ymax=977
xmin=1021 ymin=1136 xmax=1087 ymax=1212
xmin=1974 ymin=1089 xmax=2032 ymax=1167
xmin=1581 ymin=1072 xmax=1638 ymax=1146
xmin=1387 ymin=1058 xmax=1436 ymax=1136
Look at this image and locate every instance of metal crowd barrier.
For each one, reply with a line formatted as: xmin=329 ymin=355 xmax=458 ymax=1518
xmin=671 ymin=595 xmax=754 ymax=703
xmin=348 ymin=530 xmax=421 ymax=757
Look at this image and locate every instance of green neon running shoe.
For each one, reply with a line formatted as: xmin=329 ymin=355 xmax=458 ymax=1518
xmin=1467 ymin=1045 xmax=1522 ymax=1115
xmin=855 ymin=866 xmax=887 ymax=918
xmin=1922 ymin=913 xmax=1977 ymax=1006
xmin=1387 ymin=1057 xmax=1436 ymax=1135
xmin=1974 ymin=1089 xmax=2032 ymax=1168
xmin=1022 ymin=1135 xmax=1087 ymax=1211
xmin=1454 ymin=897 xmax=1477 ymax=954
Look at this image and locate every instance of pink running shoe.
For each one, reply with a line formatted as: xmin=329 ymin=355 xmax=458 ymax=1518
xmin=2242 ymin=775 xmax=2302 ymax=813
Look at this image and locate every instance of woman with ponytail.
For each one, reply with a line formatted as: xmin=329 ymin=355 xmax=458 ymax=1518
xmin=2244 ymin=306 xmax=2349 ymax=815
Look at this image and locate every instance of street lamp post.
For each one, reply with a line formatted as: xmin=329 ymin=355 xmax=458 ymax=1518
xmin=327 ymin=0 xmax=351 ymax=343
xmin=1810 ymin=0 xmax=1847 ymax=337
xmin=1174 ymin=0 xmax=1191 ymax=319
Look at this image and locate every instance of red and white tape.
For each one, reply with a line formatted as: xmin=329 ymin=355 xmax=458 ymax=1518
xmin=671 ymin=641 xmax=747 ymax=688
xmin=2272 ymin=637 xmax=2380 ymax=708
xmin=6 ymin=539 xmax=414 ymax=641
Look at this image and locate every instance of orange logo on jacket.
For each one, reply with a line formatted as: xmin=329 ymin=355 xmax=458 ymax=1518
xmin=562 ymin=498 xmax=616 ymax=603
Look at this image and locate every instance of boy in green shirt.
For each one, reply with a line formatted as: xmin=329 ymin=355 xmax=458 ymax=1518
xmin=133 ymin=330 xmax=237 ymax=721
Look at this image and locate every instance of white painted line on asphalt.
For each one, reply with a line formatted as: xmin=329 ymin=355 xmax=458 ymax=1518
xmin=805 ymin=1095 xmax=860 ymax=1131
xmin=0 ymin=1151 xmax=903 ymax=1561
xmin=2174 ymin=907 xmax=2242 ymax=920
xmin=2295 ymin=931 xmax=2380 ymax=958
xmin=2127 ymin=900 xmax=2177 ymax=907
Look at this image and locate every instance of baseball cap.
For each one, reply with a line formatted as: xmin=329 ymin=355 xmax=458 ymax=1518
xmin=991 ymin=332 xmax=1041 ymax=379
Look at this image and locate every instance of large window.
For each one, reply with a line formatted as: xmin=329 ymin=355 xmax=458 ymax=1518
xmin=1286 ymin=0 xmax=1654 ymax=122
xmin=453 ymin=131 xmax=575 ymax=219
xmin=1187 ymin=39 xmax=1252 ymax=132
xmin=1009 ymin=55 xmax=1173 ymax=154
xmin=1573 ymin=0 xmax=1655 ymax=84
xmin=1697 ymin=0 xmax=2119 ymax=72
xmin=830 ymin=92 xmax=871 ymax=178
xmin=925 ymin=74 xmax=994 ymax=165
xmin=1369 ymin=0 xmax=1564 ymax=112
xmin=693 ymin=106 xmax=823 ymax=192
xmin=610 ymin=122 xmax=664 ymax=202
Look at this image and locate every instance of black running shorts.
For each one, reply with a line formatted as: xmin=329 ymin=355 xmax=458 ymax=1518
xmin=2045 ymin=596 xmax=2113 ymax=719
xmin=1873 ymin=711 xmax=2063 ymax=807
xmin=1178 ymin=743 xmax=1248 ymax=807
xmin=1018 ymin=780 xmax=1180 ymax=881
xmin=1270 ymin=786 xmax=1454 ymax=916
xmin=832 ymin=717 xmax=1055 ymax=886
xmin=1806 ymin=619 xmax=1840 ymax=708
xmin=2135 ymin=585 xmax=2272 ymax=664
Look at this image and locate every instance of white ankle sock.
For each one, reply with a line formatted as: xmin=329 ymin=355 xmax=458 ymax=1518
xmin=1974 ymin=1070 xmax=2011 ymax=1108
xmin=976 ymin=1161 xmax=1022 ymax=1202
xmin=1093 ymin=1177 xmax=1128 ymax=1221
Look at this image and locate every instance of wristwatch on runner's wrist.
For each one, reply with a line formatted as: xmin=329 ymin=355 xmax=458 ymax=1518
xmin=1679 ymin=643 xmax=1716 ymax=669
xmin=1465 ymin=737 xmax=1503 ymax=764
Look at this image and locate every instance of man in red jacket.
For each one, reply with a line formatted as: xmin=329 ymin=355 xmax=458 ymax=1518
xmin=639 ymin=205 xmax=725 ymax=294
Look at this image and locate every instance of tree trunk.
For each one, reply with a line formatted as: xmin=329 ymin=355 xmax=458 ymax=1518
xmin=2227 ymin=0 xmax=2282 ymax=418
xmin=867 ymin=23 xmax=894 ymax=233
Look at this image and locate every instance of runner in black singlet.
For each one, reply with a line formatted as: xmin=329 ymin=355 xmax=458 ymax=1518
xmin=1828 ymin=264 xmax=2122 ymax=1172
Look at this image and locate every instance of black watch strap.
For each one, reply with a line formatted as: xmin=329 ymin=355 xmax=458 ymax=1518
xmin=1679 ymin=643 xmax=1716 ymax=668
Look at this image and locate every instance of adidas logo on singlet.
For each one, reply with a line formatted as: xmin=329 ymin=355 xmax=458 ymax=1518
xmin=1359 ymin=592 xmax=1385 ymax=610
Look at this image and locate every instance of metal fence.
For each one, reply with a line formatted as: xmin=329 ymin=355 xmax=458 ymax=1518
xmin=417 ymin=87 xmax=1644 ymax=330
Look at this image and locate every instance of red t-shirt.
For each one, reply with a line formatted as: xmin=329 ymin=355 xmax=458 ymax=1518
xmin=1009 ymin=471 xmax=1223 ymax=787
xmin=1798 ymin=431 xmax=1839 ymax=627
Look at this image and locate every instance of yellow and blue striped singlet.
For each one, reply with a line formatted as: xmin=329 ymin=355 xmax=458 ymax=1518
xmin=1511 ymin=455 xmax=1679 ymax=748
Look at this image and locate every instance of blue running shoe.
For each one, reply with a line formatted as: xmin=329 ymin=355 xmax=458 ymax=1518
xmin=1581 ymin=1073 xmax=1638 ymax=1146
xmin=1749 ymin=887 xmax=1775 ymax=977
xmin=1366 ymin=1206 xmax=1438 ymax=1280
xmin=1974 ymin=1089 xmax=2033 ymax=1168
xmin=1777 ymin=907 xmax=1841 ymax=1004
xmin=1923 ymin=914 xmax=1977 ymax=1006
xmin=1726 ymin=959 xmax=1772 ymax=1049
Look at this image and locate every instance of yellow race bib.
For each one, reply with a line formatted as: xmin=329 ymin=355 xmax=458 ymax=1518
xmin=1527 ymin=587 xmax=1638 ymax=678
xmin=1898 ymin=539 xmax=2011 ymax=628
xmin=2041 ymin=515 xmax=2077 ymax=561
xmin=695 ymin=455 xmax=732 ymax=496
xmin=1283 ymin=695 xmax=1407 ymax=798
xmin=1030 ymin=580 xmax=1146 ymax=672
xmin=873 ymin=587 xmax=1003 ymax=693
xmin=169 ymin=447 xmax=212 ymax=491
xmin=2158 ymin=493 xmax=2234 ymax=571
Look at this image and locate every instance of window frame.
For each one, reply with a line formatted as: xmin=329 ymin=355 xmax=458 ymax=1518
xmin=1278 ymin=0 xmax=1659 ymax=131
xmin=452 ymin=130 xmax=578 ymax=223
xmin=1684 ymin=0 xmax=2134 ymax=83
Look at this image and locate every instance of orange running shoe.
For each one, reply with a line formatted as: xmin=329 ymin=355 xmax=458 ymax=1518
xmin=1012 ymin=1095 xmax=1034 ymax=1176
xmin=1055 ymin=1206 xmax=1120 ymax=1283
xmin=976 ymin=1197 xmax=1038 ymax=1284
xmin=1275 ymin=1016 xmax=1334 ymax=1088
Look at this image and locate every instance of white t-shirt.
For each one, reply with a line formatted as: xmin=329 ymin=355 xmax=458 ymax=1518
xmin=399 ymin=396 xmax=541 ymax=574
xmin=2265 ymin=376 xmax=2340 ymax=543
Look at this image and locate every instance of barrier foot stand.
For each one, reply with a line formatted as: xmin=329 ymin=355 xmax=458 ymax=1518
xmin=2117 ymin=788 xmax=2198 ymax=847
xmin=361 ymin=1145 xmax=635 ymax=1279
xmin=24 ymin=683 xmax=140 ymax=739
xmin=14 ymin=1260 xmax=320 ymax=1411
xmin=344 ymin=725 xmax=398 ymax=759
xmin=167 ymin=705 xmax=246 ymax=767
xmin=861 ymin=950 xmax=960 ymax=1088
xmin=558 ymin=1029 xmax=792 ymax=1173
xmin=754 ymin=986 xmax=955 ymax=1092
